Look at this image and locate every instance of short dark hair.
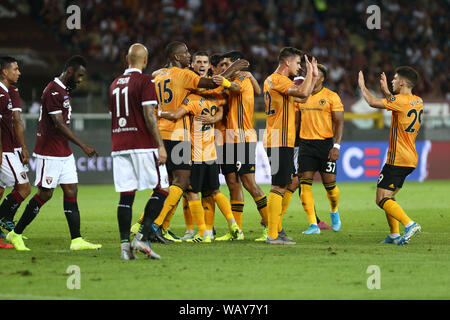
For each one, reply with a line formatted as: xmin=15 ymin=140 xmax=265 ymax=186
xmin=395 ymin=66 xmax=419 ymax=88
xmin=317 ymin=64 xmax=328 ymax=82
xmin=165 ymin=41 xmax=185 ymax=60
xmin=192 ymin=51 xmax=209 ymax=62
xmin=222 ymin=50 xmax=244 ymax=62
xmin=209 ymin=53 xmax=223 ymax=67
xmin=64 ymin=55 xmax=87 ymax=72
xmin=278 ymin=47 xmax=304 ymax=63
xmin=0 ymin=56 xmax=18 ymax=73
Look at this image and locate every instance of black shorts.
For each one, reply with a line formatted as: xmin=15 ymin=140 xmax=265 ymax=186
xmin=188 ymin=162 xmax=220 ymax=193
xmin=164 ymin=140 xmax=192 ymax=173
xmin=221 ymin=142 xmax=256 ymax=175
xmin=377 ymin=164 xmax=415 ymax=191
xmin=266 ymin=147 xmax=294 ymax=186
xmin=298 ymin=138 xmax=336 ymax=174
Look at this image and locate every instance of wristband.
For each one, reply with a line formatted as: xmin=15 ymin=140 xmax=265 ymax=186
xmin=222 ymin=77 xmax=231 ymax=88
xmin=333 ymin=143 xmax=341 ymax=150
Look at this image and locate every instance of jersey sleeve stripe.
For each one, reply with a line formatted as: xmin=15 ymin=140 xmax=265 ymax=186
xmin=11 ymin=108 xmax=22 ymax=112
xmin=48 ymin=110 xmax=63 ymax=114
xmin=142 ymin=100 xmax=158 ymax=106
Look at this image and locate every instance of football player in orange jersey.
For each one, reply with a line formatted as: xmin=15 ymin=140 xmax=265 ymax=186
xmin=211 ymin=51 xmax=270 ymax=242
xmin=358 ymin=66 xmax=422 ymax=245
xmin=296 ymin=64 xmax=344 ymax=235
xmin=263 ymin=47 xmax=318 ymax=244
xmin=148 ymin=42 xmax=248 ymax=243
xmin=159 ymin=93 xmax=241 ymax=242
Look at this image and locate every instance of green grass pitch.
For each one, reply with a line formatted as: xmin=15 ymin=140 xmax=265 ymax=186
xmin=0 ymin=180 xmax=449 ymax=300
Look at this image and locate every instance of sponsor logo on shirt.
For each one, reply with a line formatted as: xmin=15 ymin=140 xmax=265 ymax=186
xmin=63 ymin=100 xmax=71 ymax=109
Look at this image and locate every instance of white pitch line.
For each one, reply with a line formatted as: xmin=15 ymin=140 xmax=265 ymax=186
xmin=0 ymin=293 xmax=82 ymax=300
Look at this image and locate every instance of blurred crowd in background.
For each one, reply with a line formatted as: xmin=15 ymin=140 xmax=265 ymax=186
xmin=26 ymin=0 xmax=449 ymax=99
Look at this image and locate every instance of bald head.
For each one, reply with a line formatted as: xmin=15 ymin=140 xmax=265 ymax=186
xmin=126 ymin=43 xmax=148 ymax=69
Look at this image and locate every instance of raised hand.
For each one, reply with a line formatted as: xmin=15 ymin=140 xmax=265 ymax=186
xmin=358 ymin=71 xmax=366 ymax=88
xmin=304 ymin=55 xmax=312 ymax=73
xmin=311 ymin=56 xmax=319 ymax=78
xmin=212 ymin=75 xmax=224 ymax=86
xmin=380 ymin=72 xmax=392 ymax=97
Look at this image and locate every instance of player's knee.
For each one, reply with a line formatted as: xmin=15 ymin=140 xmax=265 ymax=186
xmin=37 ymin=187 xmax=53 ymax=202
xmin=377 ymin=197 xmax=392 ymax=209
xmin=17 ymin=183 xmax=31 ymax=198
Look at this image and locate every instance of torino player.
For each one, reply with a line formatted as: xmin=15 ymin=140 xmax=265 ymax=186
xmin=7 ymin=56 xmax=101 ymax=251
xmin=0 ymin=57 xmax=29 ymax=249
xmin=110 ymin=43 xmax=169 ymax=260
xmin=0 ymin=60 xmax=31 ymax=239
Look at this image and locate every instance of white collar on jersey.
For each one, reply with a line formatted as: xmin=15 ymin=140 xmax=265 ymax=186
xmin=54 ymin=77 xmax=67 ymax=90
xmin=124 ymin=68 xmax=142 ymax=75
xmin=0 ymin=81 xmax=8 ymax=93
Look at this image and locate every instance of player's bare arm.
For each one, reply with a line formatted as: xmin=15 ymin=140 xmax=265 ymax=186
xmin=380 ymin=72 xmax=394 ymax=100
xmin=12 ymin=110 xmax=29 ymax=164
xmin=240 ymin=71 xmax=262 ymax=95
xmin=195 ymin=105 xmax=223 ymax=124
xmin=49 ymin=113 xmax=98 ymax=157
xmin=294 ymin=97 xmax=308 ymax=103
xmin=329 ymin=110 xmax=344 ymax=161
xmin=143 ymin=104 xmax=167 ymax=165
xmin=159 ymin=107 xmax=188 ymax=121
xmin=198 ymin=59 xmax=250 ymax=89
xmin=358 ymin=71 xmax=386 ymax=109
xmin=287 ymin=55 xmax=317 ymax=99
xmin=211 ymin=74 xmax=242 ymax=93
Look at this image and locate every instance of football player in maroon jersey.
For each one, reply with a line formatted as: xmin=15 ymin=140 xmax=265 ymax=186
xmin=7 ymin=56 xmax=101 ymax=251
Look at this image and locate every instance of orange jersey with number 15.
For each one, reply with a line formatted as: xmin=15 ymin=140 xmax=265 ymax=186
xmin=382 ymin=94 xmax=424 ymax=168
xmin=263 ymin=73 xmax=295 ymax=148
xmin=155 ymin=67 xmax=201 ymax=141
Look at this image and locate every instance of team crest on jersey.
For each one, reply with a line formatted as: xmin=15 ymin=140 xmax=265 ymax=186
xmin=118 ymin=117 xmax=127 ymax=127
xmin=45 ymin=177 xmax=53 ymax=185
xmin=319 ymin=99 xmax=326 ymax=106
xmin=63 ymin=99 xmax=71 ymax=109
xmin=7 ymin=100 xmax=13 ymax=110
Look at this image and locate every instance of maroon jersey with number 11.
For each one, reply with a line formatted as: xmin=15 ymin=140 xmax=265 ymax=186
xmin=109 ymin=68 xmax=159 ymax=154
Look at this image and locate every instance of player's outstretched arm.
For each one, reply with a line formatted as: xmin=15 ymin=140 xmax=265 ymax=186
xmin=158 ymin=107 xmax=188 ymax=121
xmin=211 ymin=75 xmax=242 ymax=93
xmin=220 ymin=59 xmax=250 ymax=80
xmin=12 ymin=111 xmax=29 ymax=164
xmin=240 ymin=71 xmax=261 ymax=95
xmin=358 ymin=71 xmax=386 ymax=109
xmin=143 ymin=104 xmax=166 ymax=165
xmin=49 ymin=113 xmax=98 ymax=157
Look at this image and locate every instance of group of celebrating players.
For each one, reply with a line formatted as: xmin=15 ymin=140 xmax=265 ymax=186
xmin=0 ymin=40 xmax=423 ymax=260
